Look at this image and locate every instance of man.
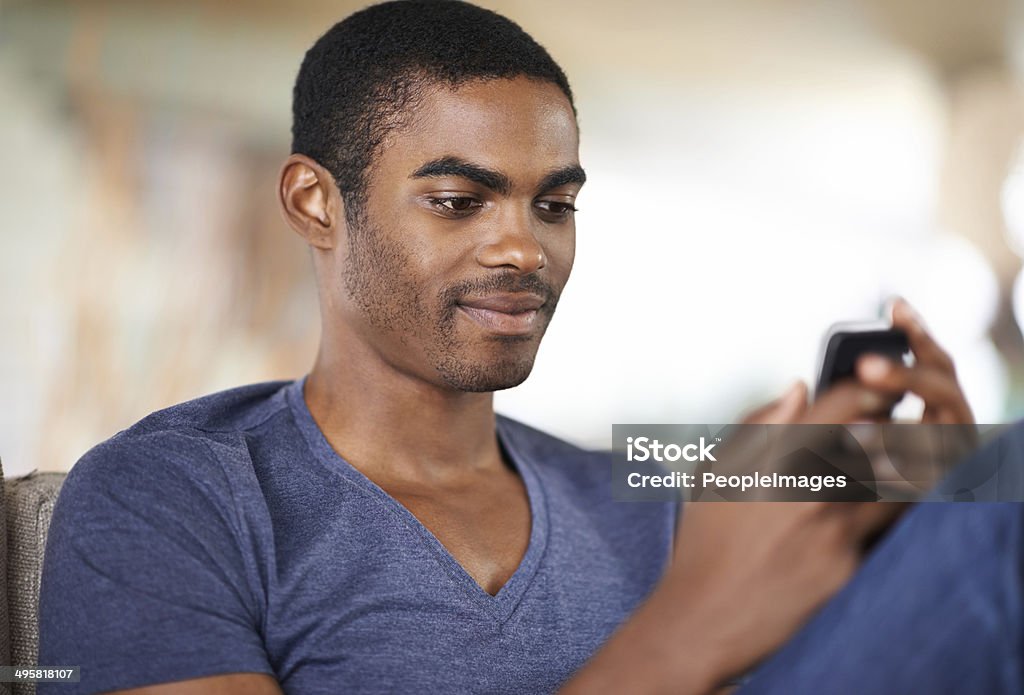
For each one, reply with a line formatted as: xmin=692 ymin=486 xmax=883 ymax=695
xmin=39 ymin=2 xmax=1023 ymax=694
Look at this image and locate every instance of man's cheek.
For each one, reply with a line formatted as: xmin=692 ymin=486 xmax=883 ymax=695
xmin=546 ymin=240 xmax=575 ymax=285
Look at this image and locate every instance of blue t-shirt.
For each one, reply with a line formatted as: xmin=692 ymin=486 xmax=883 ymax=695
xmin=39 ymin=377 xmax=677 ymax=694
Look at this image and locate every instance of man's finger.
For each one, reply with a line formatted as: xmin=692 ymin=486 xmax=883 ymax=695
xmin=890 ymin=298 xmax=956 ymax=375
xmin=856 ymin=356 xmax=959 ymax=402
xmin=801 ymin=380 xmax=900 ymax=424
xmin=856 ymin=356 xmax=973 ymax=423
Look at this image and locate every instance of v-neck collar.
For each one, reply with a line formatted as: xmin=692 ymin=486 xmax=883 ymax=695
xmin=284 ymin=375 xmax=550 ymax=623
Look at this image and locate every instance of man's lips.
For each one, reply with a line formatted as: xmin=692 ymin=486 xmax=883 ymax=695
xmin=456 ymin=293 xmax=546 ymax=336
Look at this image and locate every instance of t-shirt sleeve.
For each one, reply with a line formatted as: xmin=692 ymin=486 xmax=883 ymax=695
xmin=38 ymin=431 xmax=275 ymax=695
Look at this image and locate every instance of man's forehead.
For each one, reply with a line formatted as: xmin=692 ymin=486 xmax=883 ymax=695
xmin=384 ymin=77 xmax=581 ymax=185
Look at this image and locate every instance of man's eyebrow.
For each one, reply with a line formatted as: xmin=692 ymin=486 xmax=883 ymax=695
xmin=537 ymin=165 xmax=586 ymax=194
xmin=410 ymin=158 xmax=587 ymax=196
xmin=410 ymin=157 xmax=512 ymax=196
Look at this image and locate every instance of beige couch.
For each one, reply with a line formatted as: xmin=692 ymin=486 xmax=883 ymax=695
xmin=0 ymin=461 xmax=67 ymax=695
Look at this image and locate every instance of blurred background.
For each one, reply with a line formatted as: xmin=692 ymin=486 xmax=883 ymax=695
xmin=4 ymin=0 xmax=1024 ymax=475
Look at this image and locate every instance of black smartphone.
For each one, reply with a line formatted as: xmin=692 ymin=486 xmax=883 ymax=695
xmin=814 ymin=322 xmax=910 ymax=401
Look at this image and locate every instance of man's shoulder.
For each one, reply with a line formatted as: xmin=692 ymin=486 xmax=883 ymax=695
xmin=124 ymin=379 xmax=295 ymax=439
xmin=66 ymin=380 xmax=296 ymax=493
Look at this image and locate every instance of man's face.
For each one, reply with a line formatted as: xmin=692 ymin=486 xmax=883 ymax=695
xmin=332 ymin=77 xmax=582 ymax=392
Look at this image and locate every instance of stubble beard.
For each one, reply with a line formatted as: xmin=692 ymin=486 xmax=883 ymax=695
xmin=341 ymin=212 xmax=559 ymax=393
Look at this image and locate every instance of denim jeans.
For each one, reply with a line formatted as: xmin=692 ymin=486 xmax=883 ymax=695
xmin=734 ymin=427 xmax=1024 ymax=694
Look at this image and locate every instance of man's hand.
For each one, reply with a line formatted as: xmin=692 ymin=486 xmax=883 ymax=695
xmin=749 ymin=298 xmax=975 ymax=426
xmin=651 ymin=332 xmax=917 ymax=687
xmin=665 ymin=298 xmax=973 ymax=682
xmin=855 ymin=298 xmax=975 ymax=425
xmin=562 ymin=299 xmax=973 ymax=694
xmin=563 ymin=371 xmax=906 ymax=694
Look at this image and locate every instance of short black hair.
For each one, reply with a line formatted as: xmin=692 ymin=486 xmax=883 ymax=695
xmin=291 ymin=0 xmax=575 ymax=216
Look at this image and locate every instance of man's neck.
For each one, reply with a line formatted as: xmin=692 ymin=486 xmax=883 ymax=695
xmin=303 ymin=340 xmax=504 ymax=484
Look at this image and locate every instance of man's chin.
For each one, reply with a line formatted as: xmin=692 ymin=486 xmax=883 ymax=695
xmin=435 ymin=354 xmax=537 ymax=393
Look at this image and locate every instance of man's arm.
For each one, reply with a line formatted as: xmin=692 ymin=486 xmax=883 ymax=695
xmin=560 ymin=499 xmax=902 ymax=694
xmin=561 ymin=379 xmax=906 ymax=694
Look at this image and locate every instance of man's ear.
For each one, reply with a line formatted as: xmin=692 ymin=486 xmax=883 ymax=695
xmin=278 ymin=154 xmax=344 ymax=250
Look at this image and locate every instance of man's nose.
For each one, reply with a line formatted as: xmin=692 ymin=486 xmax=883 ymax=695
xmin=474 ymin=207 xmax=547 ymax=274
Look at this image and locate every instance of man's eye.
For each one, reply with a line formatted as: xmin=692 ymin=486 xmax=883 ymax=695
xmin=429 ymin=197 xmax=482 ymax=216
xmin=535 ymin=200 xmax=578 ymax=218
